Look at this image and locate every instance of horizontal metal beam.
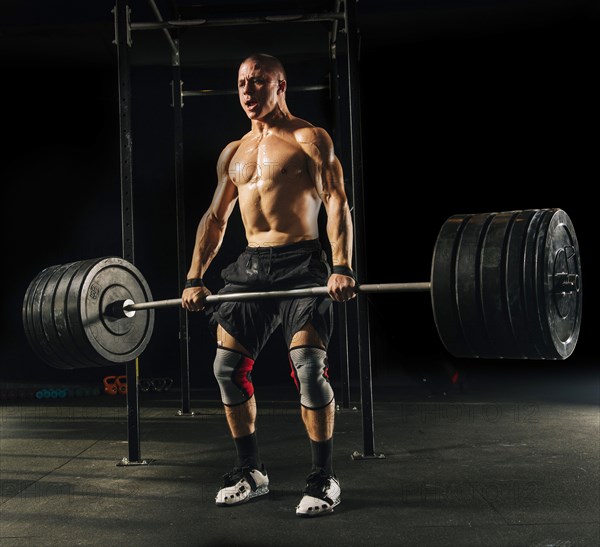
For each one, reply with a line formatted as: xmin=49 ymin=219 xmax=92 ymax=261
xmin=183 ymin=84 xmax=328 ymax=97
xmin=130 ymin=12 xmax=344 ymax=31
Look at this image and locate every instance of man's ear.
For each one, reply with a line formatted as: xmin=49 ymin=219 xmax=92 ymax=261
xmin=277 ymin=79 xmax=287 ymax=94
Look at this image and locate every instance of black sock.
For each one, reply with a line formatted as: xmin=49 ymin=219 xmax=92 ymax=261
xmin=234 ymin=432 xmax=261 ymax=469
xmin=310 ymin=438 xmax=333 ymax=476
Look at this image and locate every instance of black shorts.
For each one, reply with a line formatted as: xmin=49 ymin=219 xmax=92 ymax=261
xmin=210 ymin=239 xmax=333 ymax=359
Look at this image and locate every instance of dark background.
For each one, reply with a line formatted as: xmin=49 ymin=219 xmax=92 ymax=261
xmin=1 ymin=0 xmax=597 ymax=391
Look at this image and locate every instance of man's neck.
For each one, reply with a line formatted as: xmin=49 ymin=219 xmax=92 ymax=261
xmin=251 ymin=105 xmax=291 ymax=133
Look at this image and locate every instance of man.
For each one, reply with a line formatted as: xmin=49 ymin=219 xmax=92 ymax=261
xmin=181 ymin=53 xmax=355 ymax=517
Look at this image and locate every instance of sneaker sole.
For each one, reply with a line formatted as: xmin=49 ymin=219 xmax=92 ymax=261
xmin=296 ymin=497 xmax=341 ymax=518
xmin=215 ymin=485 xmax=269 ymax=507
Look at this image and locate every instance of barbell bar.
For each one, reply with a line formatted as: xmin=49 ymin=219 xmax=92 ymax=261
xmin=22 ymin=208 xmax=582 ymax=370
xmin=120 ymin=282 xmax=432 ymax=313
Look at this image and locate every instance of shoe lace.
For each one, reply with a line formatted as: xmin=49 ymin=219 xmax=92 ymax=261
xmin=303 ymin=469 xmax=332 ymax=497
xmin=222 ymin=466 xmax=246 ymax=487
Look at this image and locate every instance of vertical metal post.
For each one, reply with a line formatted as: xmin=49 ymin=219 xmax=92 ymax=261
xmin=114 ymin=0 xmax=147 ymax=465
xmin=171 ymin=39 xmax=194 ymax=417
xmin=329 ymin=26 xmax=351 ymax=411
xmin=343 ymin=0 xmax=383 ymax=459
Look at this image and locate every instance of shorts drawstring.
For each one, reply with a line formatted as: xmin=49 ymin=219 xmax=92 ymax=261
xmin=243 ymin=239 xmax=320 ymax=278
xmin=246 ymin=249 xmax=273 ymax=275
xmin=266 ymin=247 xmax=273 ymax=275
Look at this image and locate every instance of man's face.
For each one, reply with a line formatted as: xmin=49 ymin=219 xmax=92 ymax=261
xmin=238 ymin=61 xmax=281 ymax=120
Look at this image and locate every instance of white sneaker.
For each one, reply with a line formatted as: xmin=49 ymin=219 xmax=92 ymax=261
xmin=296 ymin=470 xmax=341 ymax=517
xmin=215 ymin=466 xmax=269 ymax=506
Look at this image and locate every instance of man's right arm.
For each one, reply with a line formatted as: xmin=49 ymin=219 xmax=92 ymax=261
xmin=182 ymin=141 xmax=240 ymax=311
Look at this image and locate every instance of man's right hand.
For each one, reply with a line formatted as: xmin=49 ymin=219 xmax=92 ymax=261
xmin=181 ymin=286 xmax=212 ymax=312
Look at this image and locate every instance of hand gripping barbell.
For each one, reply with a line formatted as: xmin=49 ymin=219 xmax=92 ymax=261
xmin=22 ymin=208 xmax=582 ymax=370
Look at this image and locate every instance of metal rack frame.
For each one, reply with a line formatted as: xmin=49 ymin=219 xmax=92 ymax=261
xmin=113 ymin=0 xmax=381 ymax=464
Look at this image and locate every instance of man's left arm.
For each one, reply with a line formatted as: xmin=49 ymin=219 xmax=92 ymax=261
xmin=299 ymin=127 xmax=356 ymax=302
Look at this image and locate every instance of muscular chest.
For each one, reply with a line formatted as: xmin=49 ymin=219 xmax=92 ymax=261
xmin=229 ymin=134 xmax=308 ymax=187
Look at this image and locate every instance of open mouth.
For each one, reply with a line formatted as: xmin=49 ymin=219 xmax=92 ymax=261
xmin=245 ymin=99 xmax=258 ymax=112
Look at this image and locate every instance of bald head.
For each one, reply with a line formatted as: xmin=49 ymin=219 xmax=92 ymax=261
xmin=240 ymin=53 xmax=286 ymax=82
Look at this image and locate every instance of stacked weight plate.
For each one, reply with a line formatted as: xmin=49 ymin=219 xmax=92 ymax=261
xmin=431 ymin=208 xmax=582 ymax=360
xmin=22 ymin=257 xmax=155 ymax=369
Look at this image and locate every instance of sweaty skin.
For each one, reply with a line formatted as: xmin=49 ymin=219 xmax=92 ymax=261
xmin=230 ymin=122 xmax=322 ymax=247
xmin=181 ymin=55 xmax=355 ymax=444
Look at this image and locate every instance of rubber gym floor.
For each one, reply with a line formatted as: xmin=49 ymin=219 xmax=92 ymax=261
xmin=1 ymin=360 xmax=598 ymax=547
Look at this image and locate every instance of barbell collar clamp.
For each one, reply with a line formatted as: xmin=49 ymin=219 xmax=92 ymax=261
xmin=104 ymin=298 xmax=136 ymax=319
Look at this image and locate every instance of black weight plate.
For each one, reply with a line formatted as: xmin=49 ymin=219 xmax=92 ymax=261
xmin=26 ymin=265 xmax=67 ymax=369
xmin=54 ymin=260 xmax=108 ymax=368
xmin=522 ymin=209 xmax=552 ymax=358
xmin=504 ymin=210 xmax=543 ymax=358
xmin=539 ymin=209 xmax=582 ymax=359
xmin=22 ymin=268 xmax=58 ymax=366
xmin=531 ymin=210 xmax=555 ymax=355
xmin=40 ymin=262 xmax=82 ymax=369
xmin=79 ymin=257 xmax=154 ymax=364
xmin=479 ymin=211 xmax=525 ymax=359
xmin=42 ymin=262 xmax=102 ymax=369
xmin=22 ymin=269 xmax=45 ymax=362
xmin=27 ymin=265 xmax=70 ymax=369
xmin=431 ymin=214 xmax=473 ymax=357
xmin=66 ymin=258 xmax=117 ymax=367
xmin=454 ymin=213 xmax=496 ymax=358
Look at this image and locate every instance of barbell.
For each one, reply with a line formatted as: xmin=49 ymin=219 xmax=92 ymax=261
xmin=22 ymin=208 xmax=582 ymax=370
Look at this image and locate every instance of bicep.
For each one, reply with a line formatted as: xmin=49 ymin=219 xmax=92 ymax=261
xmin=299 ymin=129 xmax=346 ymax=205
xmin=317 ymin=152 xmax=347 ymax=210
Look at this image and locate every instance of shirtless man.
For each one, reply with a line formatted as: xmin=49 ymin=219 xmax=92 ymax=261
xmin=181 ymin=53 xmax=355 ymax=517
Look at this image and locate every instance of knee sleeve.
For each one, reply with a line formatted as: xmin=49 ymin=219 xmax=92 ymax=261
xmin=213 ymin=348 xmax=255 ymax=406
xmin=289 ymin=346 xmax=334 ymax=409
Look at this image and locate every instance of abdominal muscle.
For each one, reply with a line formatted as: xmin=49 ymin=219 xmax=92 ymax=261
xmin=237 ymin=178 xmax=321 ymax=247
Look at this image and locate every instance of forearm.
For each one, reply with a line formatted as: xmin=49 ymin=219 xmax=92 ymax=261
xmin=326 ymin=196 xmax=353 ymax=268
xmin=187 ymin=212 xmax=227 ymax=279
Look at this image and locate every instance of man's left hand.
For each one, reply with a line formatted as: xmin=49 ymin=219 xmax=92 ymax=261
xmin=327 ymin=274 xmax=356 ymax=302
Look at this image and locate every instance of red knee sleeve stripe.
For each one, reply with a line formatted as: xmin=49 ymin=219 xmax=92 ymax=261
xmin=289 ymin=356 xmax=300 ymax=392
xmin=288 ymin=349 xmax=330 ymax=391
xmin=232 ymin=355 xmax=255 ymax=400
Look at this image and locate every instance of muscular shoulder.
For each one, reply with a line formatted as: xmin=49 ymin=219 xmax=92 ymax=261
xmin=293 ymin=125 xmax=334 ymax=163
xmin=216 ymin=140 xmax=241 ymax=176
